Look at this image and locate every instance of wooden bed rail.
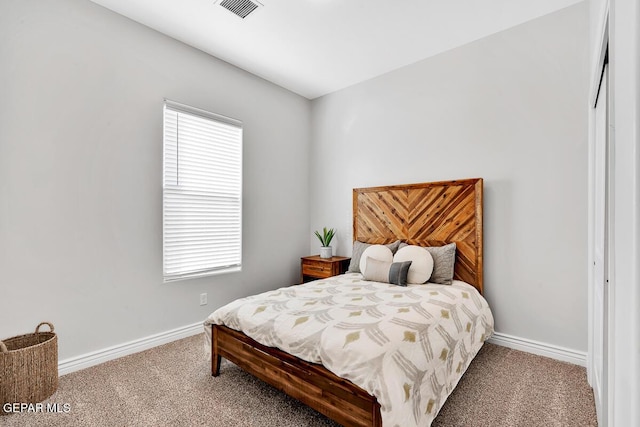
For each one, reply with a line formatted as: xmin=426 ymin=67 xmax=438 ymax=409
xmin=212 ymin=324 xmax=382 ymax=427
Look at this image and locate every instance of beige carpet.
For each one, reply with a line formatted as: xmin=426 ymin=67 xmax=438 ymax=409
xmin=1 ymin=334 xmax=597 ymax=427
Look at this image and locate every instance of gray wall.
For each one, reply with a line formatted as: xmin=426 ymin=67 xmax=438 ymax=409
xmin=310 ymin=3 xmax=589 ymax=352
xmin=0 ymin=0 xmax=311 ymax=359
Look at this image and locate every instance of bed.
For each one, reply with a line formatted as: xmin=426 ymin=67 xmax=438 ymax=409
xmin=204 ymin=178 xmax=493 ymax=427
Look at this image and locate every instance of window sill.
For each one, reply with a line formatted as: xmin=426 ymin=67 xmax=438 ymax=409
xmin=163 ymin=266 xmax=242 ymax=283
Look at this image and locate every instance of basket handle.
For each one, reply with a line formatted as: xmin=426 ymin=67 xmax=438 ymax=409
xmin=35 ymin=322 xmax=55 ymax=334
xmin=0 ymin=341 xmax=7 ymax=353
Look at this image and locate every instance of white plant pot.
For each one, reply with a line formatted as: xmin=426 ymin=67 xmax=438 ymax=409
xmin=319 ymin=246 xmax=332 ymax=259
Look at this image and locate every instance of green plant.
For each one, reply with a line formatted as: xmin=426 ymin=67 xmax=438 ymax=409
xmin=314 ymin=227 xmax=336 ymax=247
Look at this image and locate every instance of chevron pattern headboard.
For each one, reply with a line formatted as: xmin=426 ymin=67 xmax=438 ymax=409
xmin=353 ymin=178 xmax=483 ymax=293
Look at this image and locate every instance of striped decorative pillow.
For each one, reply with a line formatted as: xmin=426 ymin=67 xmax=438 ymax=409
xmin=362 ymin=257 xmax=413 ymax=286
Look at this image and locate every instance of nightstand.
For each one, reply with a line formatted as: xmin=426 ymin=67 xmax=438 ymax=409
xmin=300 ymin=256 xmax=350 ymax=283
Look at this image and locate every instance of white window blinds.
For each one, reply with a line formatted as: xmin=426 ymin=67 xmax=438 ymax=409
xmin=163 ymin=100 xmax=242 ymax=281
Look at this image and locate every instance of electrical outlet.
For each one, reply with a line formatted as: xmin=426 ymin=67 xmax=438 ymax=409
xmin=199 ymin=293 xmax=207 ymax=306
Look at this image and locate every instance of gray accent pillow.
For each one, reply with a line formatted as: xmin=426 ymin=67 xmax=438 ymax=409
xmin=347 ymin=240 xmax=402 ymax=273
xmin=398 ymin=242 xmax=457 ymax=285
xmin=362 ymin=257 xmax=412 ymax=286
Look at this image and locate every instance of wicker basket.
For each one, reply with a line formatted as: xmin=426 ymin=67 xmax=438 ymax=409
xmin=0 ymin=322 xmax=58 ymax=415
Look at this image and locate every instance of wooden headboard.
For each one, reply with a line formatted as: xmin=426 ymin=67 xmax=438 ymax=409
xmin=353 ymin=178 xmax=483 ymax=294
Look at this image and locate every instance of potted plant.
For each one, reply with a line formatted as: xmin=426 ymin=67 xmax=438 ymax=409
xmin=314 ymin=227 xmax=336 ymax=259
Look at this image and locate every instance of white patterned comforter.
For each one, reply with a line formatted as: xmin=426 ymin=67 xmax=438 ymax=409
xmin=204 ymin=273 xmax=494 ymax=427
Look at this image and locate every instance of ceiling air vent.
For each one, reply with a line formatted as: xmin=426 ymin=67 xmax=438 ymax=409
xmin=219 ymin=0 xmax=262 ymax=19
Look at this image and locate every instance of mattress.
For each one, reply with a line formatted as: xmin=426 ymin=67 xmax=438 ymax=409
xmin=204 ymin=273 xmax=494 ymax=426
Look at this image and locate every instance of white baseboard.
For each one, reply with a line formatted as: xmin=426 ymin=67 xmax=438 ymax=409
xmin=488 ymin=332 xmax=587 ymax=367
xmin=58 ymin=324 xmax=586 ymax=376
xmin=58 ymin=322 xmax=204 ymax=376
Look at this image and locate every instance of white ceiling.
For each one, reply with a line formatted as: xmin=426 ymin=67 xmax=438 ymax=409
xmin=90 ymin=0 xmax=583 ymax=99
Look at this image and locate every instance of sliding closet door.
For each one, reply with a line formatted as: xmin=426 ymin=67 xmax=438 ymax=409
xmin=592 ymin=62 xmax=609 ymax=426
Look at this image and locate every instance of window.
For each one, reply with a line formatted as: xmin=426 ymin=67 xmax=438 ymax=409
xmin=163 ymin=100 xmax=242 ymax=281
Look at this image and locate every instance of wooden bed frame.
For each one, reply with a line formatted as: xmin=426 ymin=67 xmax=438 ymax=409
xmin=211 ymin=178 xmax=483 ymax=427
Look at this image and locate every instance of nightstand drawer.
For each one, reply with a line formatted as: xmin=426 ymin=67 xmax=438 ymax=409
xmin=302 ymin=261 xmax=333 ymax=277
xmin=300 ymin=255 xmax=350 ymax=284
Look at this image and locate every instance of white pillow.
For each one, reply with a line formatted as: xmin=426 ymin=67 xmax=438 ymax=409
xmin=359 ymin=245 xmax=393 ymax=274
xmin=393 ymin=245 xmax=434 ymax=284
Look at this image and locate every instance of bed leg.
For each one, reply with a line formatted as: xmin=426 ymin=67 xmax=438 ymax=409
xmin=212 ymin=354 xmax=221 ymax=377
xmin=212 ymin=325 xmax=221 ymax=377
xmin=372 ymin=400 xmax=382 ymax=427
